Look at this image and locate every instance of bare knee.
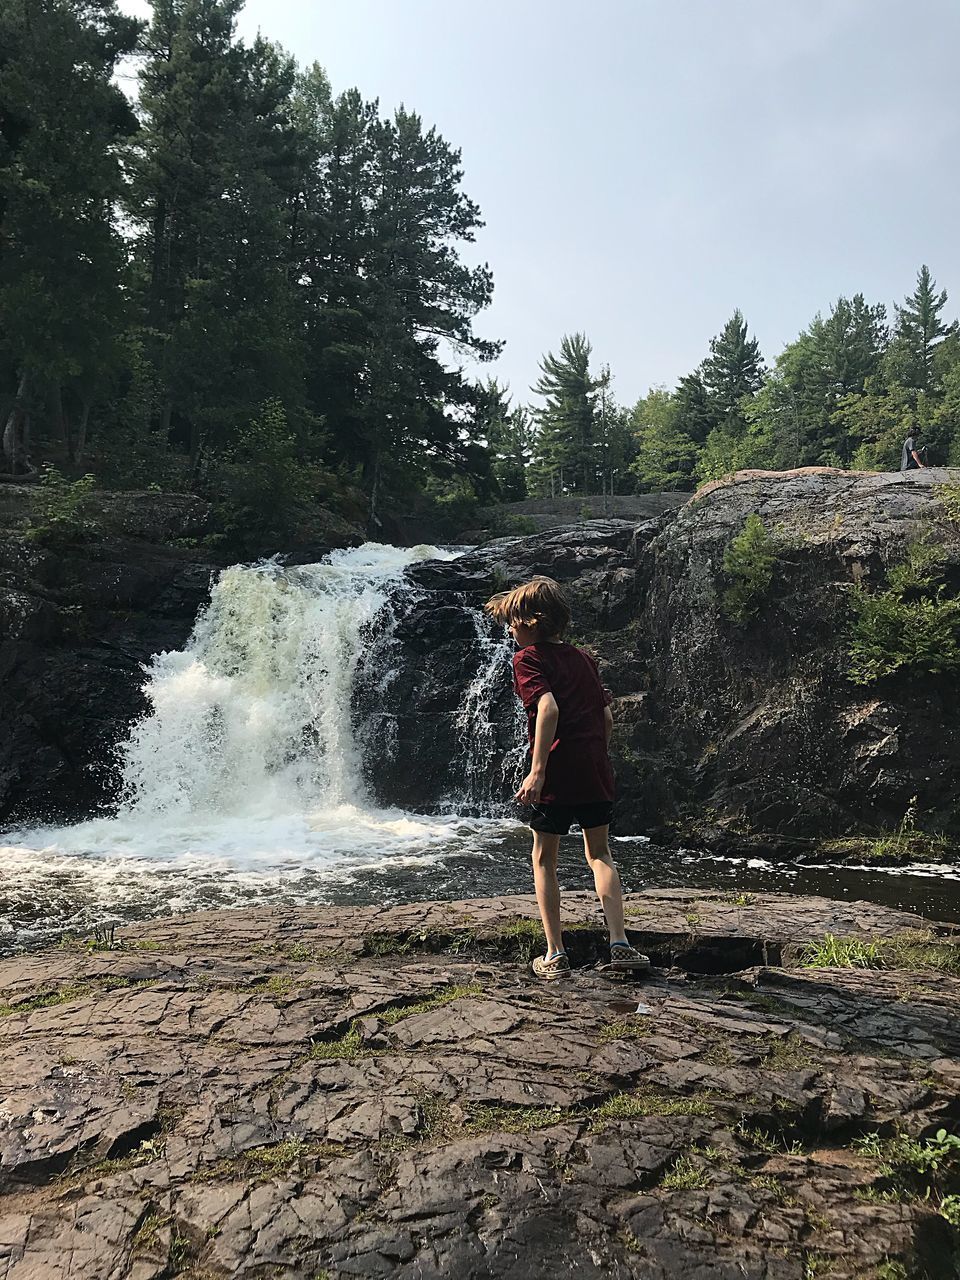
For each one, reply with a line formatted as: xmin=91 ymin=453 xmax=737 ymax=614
xmin=582 ymin=827 xmax=613 ymax=867
xmin=532 ymin=838 xmax=559 ymax=868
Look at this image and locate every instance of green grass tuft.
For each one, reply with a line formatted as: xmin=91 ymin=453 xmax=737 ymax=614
xmin=597 ymin=1017 xmax=651 ymax=1044
xmin=799 ymin=931 xmax=960 ymax=975
xmin=660 ymin=1155 xmax=709 ymax=1190
xmin=0 ymin=978 xmax=134 ymax=1018
xmin=378 ymin=984 xmax=483 ymax=1025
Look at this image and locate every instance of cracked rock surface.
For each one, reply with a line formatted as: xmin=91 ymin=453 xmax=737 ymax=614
xmin=1 ymin=890 xmax=958 ymax=1279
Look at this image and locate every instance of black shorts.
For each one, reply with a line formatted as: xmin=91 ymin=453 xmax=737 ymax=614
xmin=524 ymin=801 xmax=614 ymax=835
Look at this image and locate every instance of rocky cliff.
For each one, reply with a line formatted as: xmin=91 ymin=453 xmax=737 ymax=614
xmin=0 ymin=487 xmax=219 ymax=825
xmin=370 ymin=469 xmax=960 ymax=845
xmin=3 ymin=470 xmax=960 ymax=845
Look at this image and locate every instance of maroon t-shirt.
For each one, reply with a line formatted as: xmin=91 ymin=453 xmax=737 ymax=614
xmin=512 ymin=642 xmax=615 ymax=805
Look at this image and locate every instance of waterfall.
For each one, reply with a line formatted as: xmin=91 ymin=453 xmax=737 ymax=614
xmin=118 ymin=543 xmax=458 ymax=821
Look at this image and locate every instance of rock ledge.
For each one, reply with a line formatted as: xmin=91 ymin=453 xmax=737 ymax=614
xmin=1 ymin=891 xmax=959 ymax=1278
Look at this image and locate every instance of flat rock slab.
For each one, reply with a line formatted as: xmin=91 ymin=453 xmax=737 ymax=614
xmin=1 ymin=891 xmax=958 ymax=1279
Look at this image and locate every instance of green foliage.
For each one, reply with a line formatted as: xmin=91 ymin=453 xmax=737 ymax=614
xmin=889 ymin=265 xmax=957 ymax=396
xmin=530 ymin=333 xmax=600 ymax=495
xmin=504 ymin=514 xmax=542 ymax=535
xmin=419 ymin=474 xmax=481 ymax=538
xmin=720 ymin=514 xmax=778 ymax=623
xmin=937 ymin=480 xmax=960 ymax=525
xmin=629 ymin=386 xmax=697 ymax=491
xmin=26 ymin=466 xmax=98 ymax=543
xmin=800 ymin=933 xmax=886 ymax=969
xmin=0 ymin=0 xmax=141 ymax=473
xmin=847 ymin=538 xmax=960 ymax=684
xmin=206 ymin=399 xmax=316 ymax=548
xmin=660 ymin=1155 xmax=709 ymax=1190
xmin=855 ymin=1127 xmax=960 ymax=1222
xmin=702 ymin=310 xmax=765 ymax=421
xmin=800 ymin=930 xmax=960 ymax=975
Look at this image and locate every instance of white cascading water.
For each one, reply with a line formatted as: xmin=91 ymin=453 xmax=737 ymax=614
xmin=119 ymin=545 xmax=420 ymax=820
xmin=452 ymin=611 xmax=527 ymax=810
xmin=0 ymin=543 xmax=525 ymax=947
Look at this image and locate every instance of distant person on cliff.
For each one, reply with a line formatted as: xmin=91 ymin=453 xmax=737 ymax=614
xmin=484 ymin=576 xmax=650 ymax=981
xmin=901 ymin=432 xmax=926 ymax=471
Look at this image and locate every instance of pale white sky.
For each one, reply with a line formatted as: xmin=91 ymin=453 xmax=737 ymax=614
xmin=119 ymin=0 xmax=960 ymax=407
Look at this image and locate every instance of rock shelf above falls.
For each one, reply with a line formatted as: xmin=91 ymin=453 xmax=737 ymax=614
xmin=1 ymin=890 xmax=958 ymax=1279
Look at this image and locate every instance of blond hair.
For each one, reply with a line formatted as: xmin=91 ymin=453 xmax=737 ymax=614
xmin=484 ymin=575 xmax=571 ymax=638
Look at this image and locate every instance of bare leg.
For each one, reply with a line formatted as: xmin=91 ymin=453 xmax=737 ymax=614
xmin=582 ymin=824 xmax=628 ymax=945
xmin=531 ymin=831 xmax=564 ymax=954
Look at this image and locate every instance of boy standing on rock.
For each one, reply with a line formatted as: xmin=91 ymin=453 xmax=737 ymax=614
xmin=484 ymin=576 xmax=650 ymax=981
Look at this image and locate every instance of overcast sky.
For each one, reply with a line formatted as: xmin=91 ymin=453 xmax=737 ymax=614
xmin=119 ymin=0 xmax=960 ymax=406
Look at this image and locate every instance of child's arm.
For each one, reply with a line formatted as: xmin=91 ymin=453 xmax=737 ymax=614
xmin=604 ymin=704 xmax=614 ymax=746
xmin=516 ymin=693 xmax=559 ymax=804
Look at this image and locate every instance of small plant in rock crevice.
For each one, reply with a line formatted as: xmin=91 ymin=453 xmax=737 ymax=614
xmin=25 ymin=466 xmax=100 ymax=544
xmin=847 ymin=535 xmax=960 ymax=684
xmin=720 ymin=513 xmax=779 ymax=623
xmin=660 ymin=1155 xmax=709 ymax=1190
xmin=854 ymin=1127 xmax=960 ymax=1225
xmin=799 ymin=931 xmax=960 ymax=975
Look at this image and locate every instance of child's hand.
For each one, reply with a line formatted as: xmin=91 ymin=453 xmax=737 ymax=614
xmin=516 ymin=770 xmax=545 ymax=804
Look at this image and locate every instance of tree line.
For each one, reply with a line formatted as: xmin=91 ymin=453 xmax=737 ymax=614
xmin=486 ymin=266 xmax=958 ymax=503
xmin=2 ymin=1 xmax=957 ymax=542
xmin=0 ymin=0 xmax=499 ymax=539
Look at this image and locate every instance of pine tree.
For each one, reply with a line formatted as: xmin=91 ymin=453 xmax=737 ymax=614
xmin=696 ymin=311 xmax=765 ymax=482
xmin=0 ymin=0 xmax=141 ymax=473
xmin=531 ymin=333 xmax=599 ymax=494
xmin=593 ymin=367 xmax=635 ymax=497
xmin=673 ymin=371 xmax=715 ymax=444
xmin=476 ymin=380 xmax=531 ymax=501
xmin=889 ymin=265 xmax=957 ymax=395
xmin=702 ymin=310 xmax=765 ymax=420
xmin=130 ymin=1 xmax=306 ymax=472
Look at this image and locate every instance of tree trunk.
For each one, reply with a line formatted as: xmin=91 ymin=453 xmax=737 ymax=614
xmin=53 ymin=382 xmax=75 ymax=464
xmin=367 ymin=451 xmax=382 ymax=532
xmin=75 ymin=399 xmax=91 ymax=465
xmin=2 ymin=371 xmax=33 ymax=475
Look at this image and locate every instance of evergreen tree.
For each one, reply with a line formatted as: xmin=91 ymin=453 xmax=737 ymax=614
xmin=889 ymin=265 xmax=956 ymax=396
xmin=476 ymin=379 xmax=531 ymax=501
xmin=673 ymin=370 xmax=715 ymax=444
xmin=701 ymin=310 xmax=765 ymax=422
xmin=130 ymin=2 xmax=306 ymax=474
xmin=741 ymin=295 xmax=887 ymax=468
xmin=593 ymin=367 xmax=635 ymax=497
xmin=531 ymin=333 xmax=599 ymax=494
xmin=0 ymin=0 xmax=142 ymax=473
xmin=694 ymin=311 xmax=765 ymax=481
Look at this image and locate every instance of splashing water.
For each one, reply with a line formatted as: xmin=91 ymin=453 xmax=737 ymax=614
xmin=1 ymin=543 xmax=522 ymax=946
xmin=452 ymin=611 xmax=527 ymax=810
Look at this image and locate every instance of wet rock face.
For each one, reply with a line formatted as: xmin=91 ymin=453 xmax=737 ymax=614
xmin=362 ymin=520 xmax=654 ymax=814
xmin=0 ymin=490 xmax=219 ymax=826
xmin=0 ymin=891 xmax=957 ymax=1278
xmin=639 ymin=469 xmax=960 ymax=839
xmin=369 ymin=470 xmax=960 ymax=839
